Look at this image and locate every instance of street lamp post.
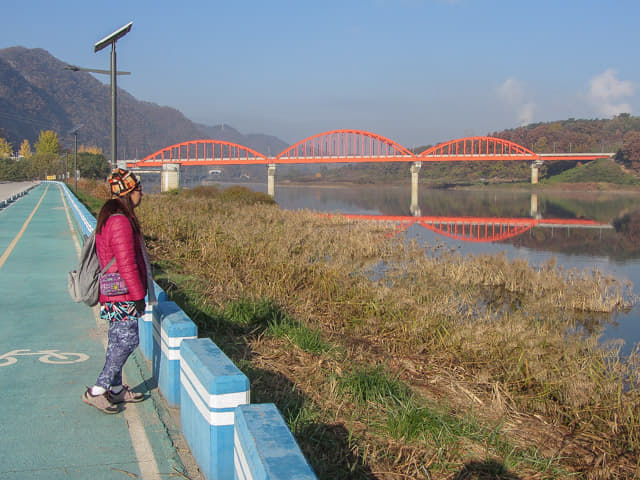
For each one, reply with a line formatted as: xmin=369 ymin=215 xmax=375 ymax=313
xmin=74 ymin=130 xmax=78 ymax=190
xmin=93 ymin=22 xmax=133 ymax=170
xmin=70 ymin=125 xmax=83 ymax=191
xmin=65 ymin=22 xmax=132 ymax=171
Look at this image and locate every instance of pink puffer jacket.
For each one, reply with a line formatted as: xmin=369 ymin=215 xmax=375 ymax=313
xmin=95 ymin=214 xmax=147 ymax=303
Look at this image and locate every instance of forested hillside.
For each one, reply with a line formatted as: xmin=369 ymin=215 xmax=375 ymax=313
xmin=491 ymin=114 xmax=640 ymax=172
xmin=0 ymin=47 xmax=287 ymax=158
xmin=303 ymin=115 xmax=640 ymax=185
xmin=3 ymin=46 xmax=640 ymax=186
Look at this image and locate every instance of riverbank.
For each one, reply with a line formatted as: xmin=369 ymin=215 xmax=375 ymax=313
xmin=278 ymin=179 xmax=640 ymax=192
xmin=458 ymin=181 xmax=640 ymax=194
xmin=276 ymin=156 xmax=640 ymax=193
xmin=78 ymin=181 xmax=640 ymax=479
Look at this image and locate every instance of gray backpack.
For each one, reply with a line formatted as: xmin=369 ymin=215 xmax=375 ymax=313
xmin=68 ymin=231 xmax=115 ymax=307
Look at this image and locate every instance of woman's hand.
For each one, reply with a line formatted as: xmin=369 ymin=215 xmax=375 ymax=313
xmin=134 ymin=299 xmax=146 ymax=315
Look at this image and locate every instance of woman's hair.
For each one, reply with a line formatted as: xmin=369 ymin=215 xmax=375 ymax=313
xmin=96 ymin=194 xmax=141 ymax=234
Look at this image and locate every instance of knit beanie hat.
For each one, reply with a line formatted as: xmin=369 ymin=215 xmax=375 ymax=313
xmin=108 ymin=168 xmax=140 ymax=197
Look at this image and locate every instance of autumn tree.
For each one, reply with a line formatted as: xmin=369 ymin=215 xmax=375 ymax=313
xmin=34 ymin=130 xmax=60 ymax=154
xmin=79 ymin=145 xmax=103 ymax=155
xmin=28 ymin=153 xmax=60 ymax=179
xmin=78 ymin=152 xmax=110 ymax=179
xmin=19 ymin=139 xmax=32 ymax=158
xmin=0 ymin=138 xmax=13 ymax=158
xmin=533 ymin=136 xmax=549 ymax=153
xmin=615 ymin=131 xmax=640 ymax=171
xmin=0 ymin=158 xmax=29 ymax=180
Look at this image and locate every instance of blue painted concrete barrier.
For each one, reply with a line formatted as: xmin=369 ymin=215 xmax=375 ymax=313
xmin=152 ymin=301 xmax=198 ymax=406
xmin=234 ymin=403 xmax=317 ymax=480
xmin=61 ymin=184 xmax=96 ymax=236
xmin=180 ymin=338 xmax=250 ymax=480
xmin=139 ymin=282 xmax=168 ymax=360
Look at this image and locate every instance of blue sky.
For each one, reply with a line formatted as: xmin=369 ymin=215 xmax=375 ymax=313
xmin=3 ymin=0 xmax=639 ymax=147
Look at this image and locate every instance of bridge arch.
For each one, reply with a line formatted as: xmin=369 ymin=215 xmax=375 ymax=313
xmin=419 ymin=136 xmax=539 ymax=161
xmin=418 ymin=218 xmax=536 ymax=242
xmin=274 ymin=129 xmax=416 ymax=164
xmin=336 ymin=214 xmax=538 ymax=243
xmin=130 ymin=139 xmax=269 ymax=167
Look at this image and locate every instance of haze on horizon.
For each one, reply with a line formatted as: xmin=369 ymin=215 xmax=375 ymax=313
xmin=2 ymin=0 xmax=639 ymax=148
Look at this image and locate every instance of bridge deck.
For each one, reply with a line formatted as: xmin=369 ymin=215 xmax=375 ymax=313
xmin=0 ymin=183 xmax=196 ymax=479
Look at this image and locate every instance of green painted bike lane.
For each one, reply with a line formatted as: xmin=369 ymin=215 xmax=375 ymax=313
xmin=0 ymin=184 xmax=186 ymax=479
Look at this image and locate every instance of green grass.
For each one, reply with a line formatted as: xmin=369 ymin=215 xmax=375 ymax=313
xmin=386 ymin=399 xmax=571 ymax=476
xmin=222 ymin=298 xmax=285 ymax=329
xmin=337 ymin=365 xmax=412 ymax=406
xmin=197 ymin=295 xmax=334 ymax=355
xmin=71 ymin=187 xmax=104 ymax=215
xmin=544 ymin=158 xmax=640 ymax=185
xmin=387 ymin=400 xmax=457 ymax=444
xmin=266 ymin=316 xmax=333 ymax=354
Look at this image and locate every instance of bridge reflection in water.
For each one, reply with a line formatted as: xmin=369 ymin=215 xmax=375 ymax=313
xmin=338 ymin=213 xmax=612 ymax=243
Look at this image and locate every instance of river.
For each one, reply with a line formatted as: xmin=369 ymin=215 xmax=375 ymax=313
xmin=182 ymin=178 xmax=640 ymax=355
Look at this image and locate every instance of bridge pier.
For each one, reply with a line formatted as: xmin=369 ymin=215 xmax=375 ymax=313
xmin=410 ymin=162 xmax=422 ymax=216
xmin=531 ymin=160 xmax=543 ymax=185
xmin=530 ymin=193 xmax=541 ymax=219
xmin=267 ymin=164 xmax=276 ymax=198
xmin=161 ymin=163 xmax=180 ymax=192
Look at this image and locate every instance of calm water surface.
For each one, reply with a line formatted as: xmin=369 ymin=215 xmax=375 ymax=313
xmin=191 ymin=179 xmax=640 ymax=354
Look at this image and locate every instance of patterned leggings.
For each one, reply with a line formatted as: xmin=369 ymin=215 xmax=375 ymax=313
xmin=96 ymin=302 xmax=140 ymax=389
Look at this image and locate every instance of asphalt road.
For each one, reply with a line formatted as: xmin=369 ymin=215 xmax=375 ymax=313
xmin=0 ymin=181 xmax=39 ymax=204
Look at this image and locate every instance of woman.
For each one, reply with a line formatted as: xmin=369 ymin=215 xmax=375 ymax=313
xmin=82 ymin=168 xmax=156 ymax=414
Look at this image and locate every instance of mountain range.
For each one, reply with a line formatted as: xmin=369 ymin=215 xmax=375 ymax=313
xmin=0 ymin=47 xmax=288 ymax=159
xmin=3 ymin=46 xmax=640 ymax=180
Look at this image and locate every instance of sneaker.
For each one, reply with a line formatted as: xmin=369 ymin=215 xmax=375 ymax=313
xmin=82 ymin=388 xmax=119 ymax=414
xmin=107 ymin=385 xmax=145 ymax=404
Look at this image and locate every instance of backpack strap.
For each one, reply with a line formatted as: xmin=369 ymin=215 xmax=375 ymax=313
xmin=100 ymin=257 xmax=116 ymax=275
xmin=97 ymin=213 xmax=125 ymax=276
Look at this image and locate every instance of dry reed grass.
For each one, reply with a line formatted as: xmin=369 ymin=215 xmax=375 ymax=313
xmin=134 ymin=186 xmax=640 ymax=479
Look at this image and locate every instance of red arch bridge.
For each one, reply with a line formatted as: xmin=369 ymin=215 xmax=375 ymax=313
xmin=336 ymin=214 xmax=613 ymax=243
xmin=125 ymin=130 xmax=614 ymax=193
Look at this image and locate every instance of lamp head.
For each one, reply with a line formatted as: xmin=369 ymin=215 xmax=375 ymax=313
xmin=69 ymin=125 xmax=84 ymax=135
xmin=94 ymin=22 xmax=133 ymax=52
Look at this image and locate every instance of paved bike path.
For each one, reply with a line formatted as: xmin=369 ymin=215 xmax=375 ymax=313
xmin=0 ymin=183 xmax=185 ymax=479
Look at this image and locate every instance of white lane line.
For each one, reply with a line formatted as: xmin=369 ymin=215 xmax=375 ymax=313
xmin=60 ymin=185 xmax=162 ymax=480
xmin=61 ymin=186 xmax=83 ymax=254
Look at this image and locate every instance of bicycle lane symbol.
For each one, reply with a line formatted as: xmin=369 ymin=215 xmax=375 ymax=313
xmin=0 ymin=349 xmax=90 ymax=366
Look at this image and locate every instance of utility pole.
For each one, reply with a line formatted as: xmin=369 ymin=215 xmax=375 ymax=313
xmin=69 ymin=125 xmax=83 ymax=191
